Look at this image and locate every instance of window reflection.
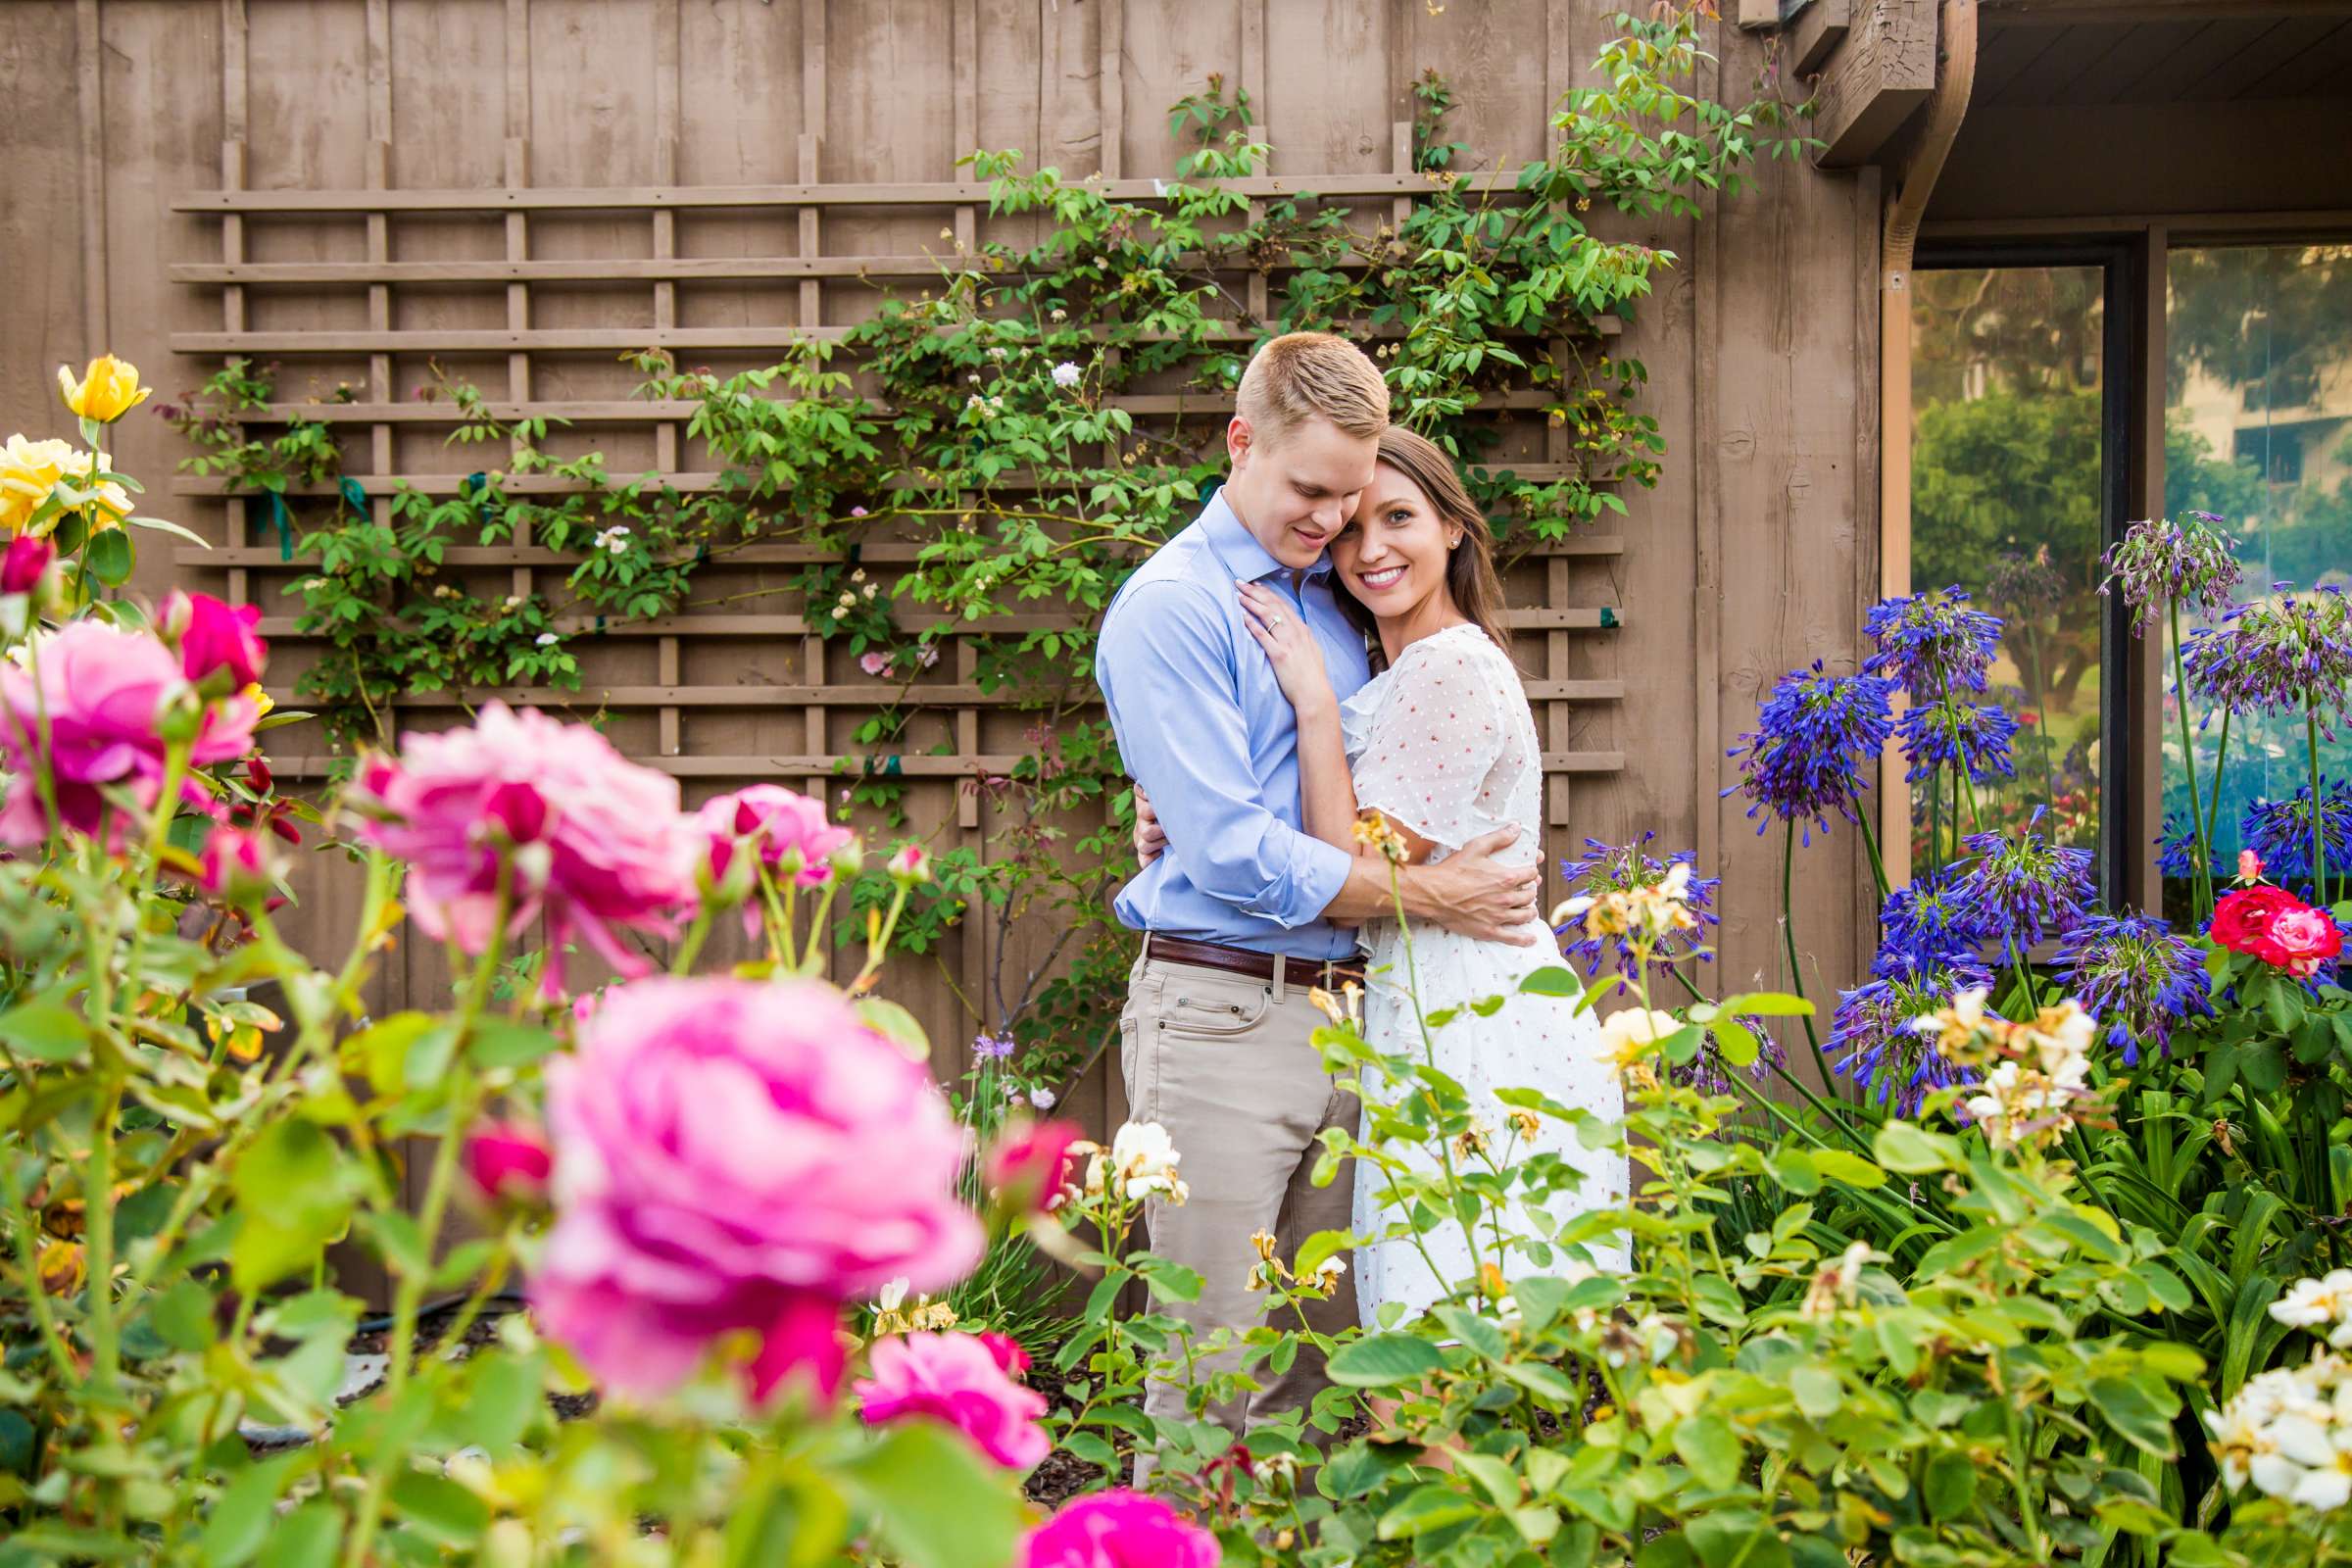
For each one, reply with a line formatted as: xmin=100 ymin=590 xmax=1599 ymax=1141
xmin=1909 ymin=266 xmax=2108 ymax=882
xmin=2165 ymin=245 xmax=2352 ymax=906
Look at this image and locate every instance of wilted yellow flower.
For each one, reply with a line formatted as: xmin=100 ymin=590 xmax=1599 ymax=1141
xmin=0 ymin=435 xmax=130 ymax=537
xmin=1351 ymin=810 xmax=1409 ymax=863
xmin=1249 ymin=1228 xmax=1279 ymax=1263
xmin=37 ymin=1238 xmax=85 ymax=1295
xmin=242 ymin=683 xmax=274 ymax=719
xmin=1506 ymin=1107 xmax=1543 ymax=1142
xmin=57 ymin=355 xmax=151 ymax=422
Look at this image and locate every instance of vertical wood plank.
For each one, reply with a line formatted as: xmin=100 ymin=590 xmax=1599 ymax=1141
xmin=2133 ymin=223 xmax=2169 ymax=915
xmin=1098 ymin=0 xmax=1122 ymax=179
xmin=655 ymin=0 xmax=681 ymax=759
xmin=75 ymin=0 xmax=108 ymax=351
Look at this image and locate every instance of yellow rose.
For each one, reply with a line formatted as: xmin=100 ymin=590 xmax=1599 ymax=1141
xmin=57 ymin=354 xmax=151 ymax=422
xmin=1595 ymin=1006 xmax=1683 ymax=1068
xmin=0 ymin=435 xmax=130 ymax=537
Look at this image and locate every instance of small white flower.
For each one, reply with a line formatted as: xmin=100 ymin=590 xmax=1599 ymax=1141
xmin=1030 ymin=1087 xmax=1056 ymax=1110
xmin=876 ymin=1278 xmax=909 ymax=1312
xmin=1050 ymin=308 xmax=1068 ymax=322
xmin=535 ymin=632 xmax=559 ymax=647
xmin=965 ymin=394 xmax=986 ymax=411
xmin=1052 ymin=361 xmax=1083 ymax=388
xmin=503 ymin=595 xmax=524 ymax=611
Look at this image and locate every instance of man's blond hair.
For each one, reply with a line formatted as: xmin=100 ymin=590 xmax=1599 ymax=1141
xmin=1234 ymin=331 xmax=1389 ymax=443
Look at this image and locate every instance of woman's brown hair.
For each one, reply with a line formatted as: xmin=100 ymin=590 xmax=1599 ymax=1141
xmin=1334 ymin=425 xmax=1514 ymax=669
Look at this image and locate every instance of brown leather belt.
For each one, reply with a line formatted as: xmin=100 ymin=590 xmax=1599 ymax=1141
xmin=1144 ymin=934 xmax=1363 ymax=990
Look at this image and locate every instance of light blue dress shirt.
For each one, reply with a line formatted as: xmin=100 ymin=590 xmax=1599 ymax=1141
xmin=1097 ymin=487 xmax=1372 ymax=959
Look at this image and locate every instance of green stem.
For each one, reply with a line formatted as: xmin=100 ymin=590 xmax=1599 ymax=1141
xmin=2310 ymin=703 xmax=2328 ymax=907
xmin=1853 ymin=801 xmax=1890 ymax=904
xmin=0 ymin=1147 xmax=81 ymax=1385
xmin=2169 ymin=598 xmax=2214 ymax=916
xmin=84 ymin=1079 xmax=123 ymax=1396
xmin=2207 ymin=709 xmax=2232 ymax=907
xmin=671 ymin=901 xmax=714 ymax=975
xmin=1781 ymin=818 xmax=1831 ymax=1090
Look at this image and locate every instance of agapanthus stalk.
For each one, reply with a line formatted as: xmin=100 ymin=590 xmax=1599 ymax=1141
xmin=2170 ymin=595 xmax=2214 ymax=918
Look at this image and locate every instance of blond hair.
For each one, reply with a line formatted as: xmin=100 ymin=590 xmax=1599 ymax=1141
xmin=1234 ymin=331 xmax=1390 ymax=443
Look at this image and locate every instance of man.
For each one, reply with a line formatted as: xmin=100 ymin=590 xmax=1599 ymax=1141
xmin=1094 ymin=331 xmax=1541 ymax=1466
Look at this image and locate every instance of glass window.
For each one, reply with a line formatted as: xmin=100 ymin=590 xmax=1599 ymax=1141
xmin=1908 ymin=265 xmax=2111 ymax=885
xmin=2164 ymin=244 xmax=2352 ymax=906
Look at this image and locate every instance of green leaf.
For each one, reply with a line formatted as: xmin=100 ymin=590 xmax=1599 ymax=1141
xmin=2090 ymin=1376 xmax=2180 ymax=1457
xmin=0 ymin=999 xmax=91 ymax=1063
xmin=1673 ymin=1413 xmax=1742 ymax=1491
xmin=1922 ymin=1449 xmax=1977 ymax=1520
xmin=1377 ymin=1483 xmax=1482 ymax=1540
xmin=1807 ymin=1149 xmax=1887 ymax=1189
xmin=1325 ymin=1333 xmax=1446 ymax=1388
xmin=201 ymin=1456 xmax=302 ymax=1567
xmin=83 ymin=528 xmax=134 ymax=587
xmin=1872 ymin=1121 xmax=1963 ymax=1174
xmin=255 ymin=1502 xmax=340 ymax=1568
xmin=839 ymin=1421 xmax=1026 ymax=1568
xmin=853 ymin=999 xmax=930 ymax=1059
xmin=229 ymin=1120 xmax=352 ymax=1293
xmin=1520 ymin=966 xmax=1583 ymax=997
xmin=386 ymin=1472 xmax=491 ymax=1549
xmin=1788 ymin=1363 xmax=1842 ymax=1420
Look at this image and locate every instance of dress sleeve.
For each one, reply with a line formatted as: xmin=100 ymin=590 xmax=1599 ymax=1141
xmin=1350 ymin=638 xmax=1509 ymax=856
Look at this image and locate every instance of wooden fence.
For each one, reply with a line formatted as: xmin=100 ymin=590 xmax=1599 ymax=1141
xmin=1 ymin=0 xmax=1886 ymax=1154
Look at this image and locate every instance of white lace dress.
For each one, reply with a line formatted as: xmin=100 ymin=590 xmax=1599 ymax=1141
xmin=1341 ymin=623 xmax=1627 ymax=1328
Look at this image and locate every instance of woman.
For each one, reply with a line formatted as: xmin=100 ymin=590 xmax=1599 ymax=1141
xmin=1232 ymin=425 xmax=1625 ymax=1326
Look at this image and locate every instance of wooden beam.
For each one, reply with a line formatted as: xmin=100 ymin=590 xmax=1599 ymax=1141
xmin=260 ymin=750 xmax=1634 ymax=782
xmin=1789 ymin=0 xmax=1852 ymax=75
xmin=1812 ymin=0 xmax=1937 ymax=169
xmin=177 ymin=536 xmax=1627 ymax=568
xmin=1982 ymin=0 xmax=2350 ymax=24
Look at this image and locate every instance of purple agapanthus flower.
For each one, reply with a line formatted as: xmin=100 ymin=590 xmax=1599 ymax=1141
xmin=1894 ymin=698 xmax=2020 ymax=785
xmin=2180 ymin=585 xmax=2352 ymax=737
xmin=972 ymin=1032 xmax=1016 ymax=1060
xmin=1956 ymin=810 xmax=2093 ymax=951
xmin=2101 ymin=514 xmax=2243 ymax=634
xmin=1874 ymin=865 xmax=1986 ymax=976
xmin=1672 ymin=1018 xmax=1788 ymax=1099
xmin=1554 ymin=833 xmax=1720 ymax=978
xmin=2054 ymin=911 xmax=2214 ymax=1067
xmin=1826 ymin=949 xmax=1992 ymax=1116
xmin=1863 ymin=587 xmax=2003 ymax=701
xmin=2155 ymin=811 xmax=2213 ymax=882
xmin=1722 ymin=662 xmax=1897 ymax=844
xmin=2241 ymin=781 xmax=2352 ymax=897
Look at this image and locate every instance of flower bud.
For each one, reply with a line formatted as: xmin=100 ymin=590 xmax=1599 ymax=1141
xmin=465 ymin=1121 xmax=554 ymax=1205
xmin=887 ymin=843 xmax=933 ymax=886
xmin=2 ymin=534 xmax=54 ymax=596
xmin=198 ymin=824 xmax=277 ymax=903
xmin=161 ymin=589 xmax=269 ymax=690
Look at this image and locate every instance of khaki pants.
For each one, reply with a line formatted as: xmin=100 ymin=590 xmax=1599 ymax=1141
xmin=1118 ymin=941 xmax=1359 ymax=1476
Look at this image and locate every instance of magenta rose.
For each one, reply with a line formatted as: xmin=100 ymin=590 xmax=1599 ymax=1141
xmin=530 ymin=977 xmax=980 ymax=1405
xmin=353 ymin=703 xmax=699 ymax=997
xmin=2 ymin=535 xmax=53 ymax=596
xmin=0 ymin=620 xmax=259 ymax=847
xmin=697 ymin=783 xmax=853 ymax=889
xmin=1019 ymin=1491 xmax=1222 ymax=1568
xmin=984 ymin=1118 xmax=1084 ymax=1216
xmin=163 ymin=589 xmax=268 ymax=690
xmin=466 ymin=1121 xmax=554 ymax=1204
xmin=197 ymin=823 xmax=276 ymax=902
xmin=855 ymin=1330 xmax=1051 ymax=1470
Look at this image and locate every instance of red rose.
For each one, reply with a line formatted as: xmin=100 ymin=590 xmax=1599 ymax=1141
xmin=2257 ymin=906 xmax=2344 ymax=979
xmin=2211 ymin=885 xmax=2301 ymax=956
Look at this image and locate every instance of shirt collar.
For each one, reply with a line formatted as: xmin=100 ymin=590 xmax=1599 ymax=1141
xmin=1200 ymin=486 xmax=1334 ymax=585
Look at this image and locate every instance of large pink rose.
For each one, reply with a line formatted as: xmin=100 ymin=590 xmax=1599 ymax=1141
xmin=531 ymin=977 xmax=980 ymax=1404
xmin=353 ymin=703 xmax=699 ymax=996
xmin=698 ymin=783 xmax=854 ymax=889
xmin=1019 ymin=1491 xmax=1221 ymax=1568
xmin=2259 ymin=905 xmax=2344 ymax=979
xmin=855 ymin=1331 xmax=1051 ymax=1470
xmin=0 ymin=619 xmax=258 ymax=846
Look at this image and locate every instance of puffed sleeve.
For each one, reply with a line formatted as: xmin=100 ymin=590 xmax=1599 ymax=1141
xmin=1349 ymin=637 xmax=1509 ymax=856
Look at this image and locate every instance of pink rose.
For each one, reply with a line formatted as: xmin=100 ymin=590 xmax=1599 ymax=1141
xmin=163 ymin=589 xmax=269 ymax=690
xmin=859 ymin=651 xmax=891 ymax=677
xmin=0 ymin=620 xmax=259 ymax=847
xmin=1019 ymin=1491 xmax=1221 ymax=1568
xmin=197 ymin=823 xmax=276 ymax=901
xmin=2261 ymin=905 xmax=2343 ymax=979
xmin=855 ymin=1331 xmax=1051 ymax=1470
xmin=530 ymin=978 xmax=980 ymax=1405
xmin=2 ymin=535 xmax=53 ymax=595
xmin=2237 ymin=849 xmax=2265 ymax=886
xmin=984 ymin=1118 xmax=1083 ymax=1215
xmin=697 ymin=784 xmax=853 ymax=892
xmin=465 ymin=1120 xmax=554 ymax=1203
xmin=354 ymin=703 xmax=699 ymax=997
